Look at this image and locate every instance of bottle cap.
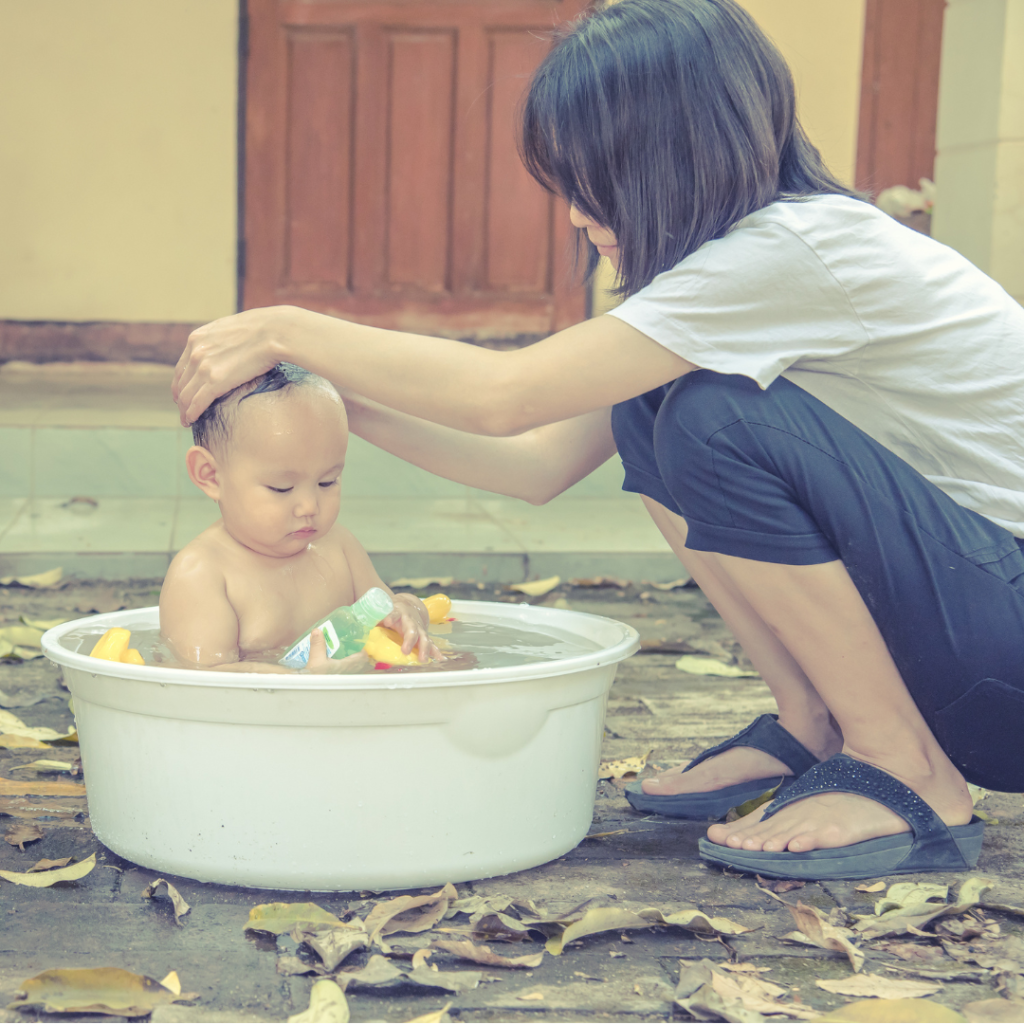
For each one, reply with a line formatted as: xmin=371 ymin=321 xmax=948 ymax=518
xmin=354 ymin=587 xmax=394 ymax=625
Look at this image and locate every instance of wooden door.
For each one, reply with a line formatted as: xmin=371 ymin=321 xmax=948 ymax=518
xmin=244 ymin=0 xmax=592 ymax=339
xmin=855 ymin=0 xmax=945 ymax=197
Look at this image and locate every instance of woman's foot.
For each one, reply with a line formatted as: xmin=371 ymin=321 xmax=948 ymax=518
xmin=705 ymin=751 xmax=974 ymax=853
xmin=640 ymin=717 xmax=841 ymax=796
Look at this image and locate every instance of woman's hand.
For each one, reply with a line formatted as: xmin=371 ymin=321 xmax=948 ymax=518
xmin=382 ymin=594 xmax=442 ymax=663
xmin=304 ymin=628 xmax=371 ymax=674
xmin=173 ymin=305 xmax=311 ymax=425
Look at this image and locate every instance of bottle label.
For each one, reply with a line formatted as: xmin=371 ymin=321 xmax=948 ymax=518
xmin=279 ymin=620 xmax=342 ymax=669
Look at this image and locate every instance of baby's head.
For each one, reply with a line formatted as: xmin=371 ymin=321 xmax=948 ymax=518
xmin=186 ymin=364 xmax=348 ymax=557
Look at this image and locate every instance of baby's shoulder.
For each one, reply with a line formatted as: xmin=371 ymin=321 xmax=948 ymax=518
xmin=164 ymin=527 xmax=230 ymax=589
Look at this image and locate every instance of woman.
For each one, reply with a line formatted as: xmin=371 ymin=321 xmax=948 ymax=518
xmin=173 ymin=0 xmax=1024 ymax=879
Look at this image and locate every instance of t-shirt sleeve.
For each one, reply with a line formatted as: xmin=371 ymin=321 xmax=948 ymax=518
xmin=605 ymin=216 xmax=870 ymax=389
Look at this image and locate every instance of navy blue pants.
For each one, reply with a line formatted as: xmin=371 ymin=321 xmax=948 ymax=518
xmin=612 ymin=371 xmax=1024 ymax=792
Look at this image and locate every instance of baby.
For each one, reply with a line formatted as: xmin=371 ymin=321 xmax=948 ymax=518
xmin=160 ymin=363 xmax=437 ymax=672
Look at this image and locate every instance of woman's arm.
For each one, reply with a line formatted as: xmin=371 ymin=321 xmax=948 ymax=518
xmin=173 ymin=306 xmax=693 ymax=435
xmin=342 ymin=393 xmax=617 ymax=504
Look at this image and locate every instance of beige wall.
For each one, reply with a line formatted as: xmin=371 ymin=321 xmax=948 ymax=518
xmin=0 ymin=0 xmax=238 ymax=323
xmin=593 ymin=0 xmax=866 ymax=311
xmin=932 ymin=0 xmax=1024 ymax=305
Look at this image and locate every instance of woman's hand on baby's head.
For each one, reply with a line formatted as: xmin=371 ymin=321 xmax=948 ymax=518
xmin=384 ymin=594 xmax=442 ymax=663
xmin=304 ymin=627 xmax=370 ymax=674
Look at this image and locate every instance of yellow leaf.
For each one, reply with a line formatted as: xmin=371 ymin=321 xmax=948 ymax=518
xmin=785 ymin=901 xmax=863 ymax=972
xmin=598 ymin=749 xmax=653 ymax=780
xmin=20 ymin=614 xmax=73 ymax=631
xmin=0 ymin=777 xmax=86 ymax=797
xmin=726 ymin=783 xmax=781 ymax=821
xmin=389 ymin=576 xmax=454 ymax=589
xmin=0 ymin=626 xmax=44 ymax=648
xmin=645 ymin=578 xmax=690 ymax=590
xmin=674 ymin=655 xmax=759 ymax=677
xmin=244 ymin=902 xmax=344 ymax=934
xmin=0 ymin=735 xmax=50 ymax=749
xmin=0 ymin=567 xmax=63 ymax=589
xmin=159 ymin=971 xmax=181 ymax=996
xmin=510 ymin=576 xmax=560 ymax=597
xmin=518 ymin=992 xmax=545 ymax=1001
xmin=816 ymin=973 xmax=942 ymax=999
xmin=364 ymin=883 xmax=458 ymax=951
xmin=960 ymin=998 xmax=1024 ymax=1023
xmin=0 ymin=853 xmax=95 ymax=887
xmin=855 ymin=882 xmax=886 ymax=893
xmin=9 ymin=967 xmax=196 ymax=1016
xmin=405 ymin=1001 xmax=452 ymax=1023
xmin=27 ymin=857 xmax=72 ymax=872
xmin=11 ymin=647 xmax=43 ymax=660
xmin=288 ymin=980 xmax=349 ymax=1024
xmin=813 ymin=996 xmax=965 ymax=1022
xmin=0 ymin=709 xmax=74 ymax=742
xmin=10 ymin=760 xmax=75 ymax=773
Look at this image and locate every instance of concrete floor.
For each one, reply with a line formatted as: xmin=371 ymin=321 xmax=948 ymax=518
xmin=2 ymin=579 xmax=1023 ymax=1023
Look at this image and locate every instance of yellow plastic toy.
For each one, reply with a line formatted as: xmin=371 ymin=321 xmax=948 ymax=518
xmin=422 ymin=593 xmax=452 ymax=624
xmin=90 ymin=627 xmax=144 ymax=665
xmin=362 ymin=593 xmax=453 ymax=666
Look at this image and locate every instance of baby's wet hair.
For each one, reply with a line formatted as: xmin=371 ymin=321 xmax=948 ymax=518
xmin=192 ymin=363 xmax=333 ymax=450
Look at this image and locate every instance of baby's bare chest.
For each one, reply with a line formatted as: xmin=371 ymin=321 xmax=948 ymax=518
xmin=227 ymin=550 xmax=357 ymax=657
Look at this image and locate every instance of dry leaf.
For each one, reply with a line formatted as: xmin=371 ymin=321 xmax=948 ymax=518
xmin=20 ymin=614 xmax=73 ymax=630
xmin=584 ymin=829 xmax=630 ymax=839
xmin=244 ymin=902 xmax=345 ymax=934
xmin=389 ymin=576 xmax=454 ymax=589
xmin=816 ymin=973 xmax=942 ymax=999
xmin=0 ymin=735 xmax=50 ymax=749
xmin=675 ymin=959 xmax=815 ymax=1022
xmin=288 ymin=979 xmax=349 ymax=1024
xmin=857 ymin=881 xmax=887 ymax=893
xmin=711 ymin=966 xmax=818 ymax=1018
xmin=292 ymin=923 xmax=369 ymax=972
xmin=411 ymin=948 xmax=433 ymax=970
xmin=785 ymin=901 xmax=864 ymax=972
xmin=28 ymin=857 xmax=72 ymax=872
xmin=431 ymin=939 xmax=544 ymax=969
xmin=74 ymin=586 xmax=124 ymax=613
xmin=674 ymin=654 xmax=759 ymax=677
xmin=720 ymin=963 xmax=773 ymax=974
xmin=518 ymin=992 xmax=545 ymax=1001
xmin=337 ymin=954 xmax=480 ymax=994
xmin=0 ymin=852 xmax=96 ymax=887
xmin=755 ymin=875 xmax=804 ymax=894
xmin=0 ymin=775 xmax=86 ymax=797
xmin=598 ymin=750 xmax=653 ymax=780
xmin=142 ymin=878 xmax=191 ymax=925
xmin=0 ymin=710 xmax=76 ymax=743
xmin=0 ymin=625 xmax=44 ymax=648
xmin=405 ymin=1002 xmax=451 ymax=1024
xmin=961 ymin=998 xmax=1024 ymax=1023
xmin=854 ymin=877 xmax=996 ymax=940
xmin=568 ymin=576 xmax=629 ymax=588
xmin=726 ymin=783 xmax=781 ymax=821
xmin=10 ymin=760 xmax=75 ymax=773
xmin=0 ymin=567 xmax=63 ymax=589
xmin=813 ymin=997 xmax=966 ymax=1022
xmin=509 ymin=576 xmax=561 ymax=597
xmin=4 ymin=821 xmax=43 ymax=850
xmin=645 ymin=579 xmax=690 ymax=590
xmin=364 ymin=882 xmax=457 ymax=951
xmin=9 ymin=967 xmax=196 ymax=1016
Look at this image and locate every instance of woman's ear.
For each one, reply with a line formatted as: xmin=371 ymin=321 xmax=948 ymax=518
xmin=186 ymin=445 xmax=222 ymax=500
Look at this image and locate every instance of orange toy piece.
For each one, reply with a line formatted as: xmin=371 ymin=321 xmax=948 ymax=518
xmin=422 ymin=593 xmax=452 ymax=624
xmin=89 ymin=627 xmax=144 ymax=665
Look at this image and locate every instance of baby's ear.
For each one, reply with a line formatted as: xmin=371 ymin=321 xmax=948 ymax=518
xmin=186 ymin=445 xmax=221 ymax=500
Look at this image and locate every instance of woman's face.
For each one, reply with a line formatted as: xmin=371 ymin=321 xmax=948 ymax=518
xmin=570 ymin=204 xmax=619 ymax=269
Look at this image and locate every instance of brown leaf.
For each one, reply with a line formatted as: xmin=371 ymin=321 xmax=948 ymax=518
xmin=4 ymin=821 xmax=43 ymax=850
xmin=675 ymin=959 xmax=817 ymax=1022
xmin=598 ymin=750 xmax=653 ymax=780
xmin=405 ymin=1002 xmax=452 ymax=1024
xmin=142 ymin=878 xmax=191 ymax=925
xmin=8 ymin=967 xmax=196 ymax=1016
xmin=363 ymin=883 xmax=458 ymax=951
xmin=337 ymin=954 xmax=481 ymax=994
xmin=288 ymin=978 xmax=349 ymax=1024
xmin=292 ymin=923 xmax=368 ymax=972
xmin=0 ymin=852 xmax=96 ymax=886
xmin=814 ymin=997 xmax=966 ymax=1022
xmin=963 ymin=998 xmax=1024 ymax=1022
xmin=431 ymin=939 xmax=544 ymax=969
xmin=785 ymin=900 xmax=864 ymax=972
xmin=0 ymin=776 xmax=86 ymax=797
xmin=244 ymin=902 xmax=344 ymax=935
xmin=28 ymin=857 xmax=72 ymax=872
xmin=816 ymin=973 xmax=942 ymax=999
xmin=857 ymin=881 xmax=887 ymax=892
xmin=568 ymin=576 xmax=629 ymax=588
xmin=881 ymin=941 xmax=949 ymax=964
xmin=756 ymin=874 xmax=805 ymax=894
xmin=74 ymin=586 xmax=124 ymax=614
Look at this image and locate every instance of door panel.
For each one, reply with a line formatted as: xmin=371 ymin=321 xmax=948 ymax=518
xmin=245 ymin=0 xmax=592 ymax=337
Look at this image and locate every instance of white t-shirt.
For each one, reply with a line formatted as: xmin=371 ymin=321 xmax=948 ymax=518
xmin=607 ymin=194 xmax=1024 ymax=537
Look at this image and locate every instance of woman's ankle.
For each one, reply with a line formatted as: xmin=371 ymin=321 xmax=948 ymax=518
xmin=776 ymin=710 xmax=843 ymax=762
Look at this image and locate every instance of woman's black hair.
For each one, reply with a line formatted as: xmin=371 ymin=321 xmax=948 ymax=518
xmin=191 ymin=363 xmax=318 ymax=450
xmin=520 ymin=0 xmax=862 ymax=297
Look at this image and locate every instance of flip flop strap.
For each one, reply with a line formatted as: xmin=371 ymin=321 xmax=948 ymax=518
xmin=684 ymin=714 xmax=819 ymax=777
xmin=762 ymin=753 xmax=966 ymax=863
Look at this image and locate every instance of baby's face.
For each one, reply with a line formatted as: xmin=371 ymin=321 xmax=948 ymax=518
xmin=214 ymin=386 xmax=348 ymax=558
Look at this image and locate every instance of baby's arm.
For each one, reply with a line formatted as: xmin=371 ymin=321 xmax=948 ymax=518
xmin=160 ymin=551 xmax=243 ymax=668
xmin=338 ymin=528 xmax=440 ymax=662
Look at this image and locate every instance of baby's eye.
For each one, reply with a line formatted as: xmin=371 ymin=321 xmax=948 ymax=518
xmin=267 ymin=486 xmax=293 ymax=494
xmin=319 ymin=479 xmax=339 ymax=489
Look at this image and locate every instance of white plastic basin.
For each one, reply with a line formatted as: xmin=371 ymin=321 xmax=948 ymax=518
xmin=42 ymin=601 xmax=638 ymax=891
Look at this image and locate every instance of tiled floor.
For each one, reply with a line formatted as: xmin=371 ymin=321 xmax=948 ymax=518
xmin=0 ymin=361 xmax=680 ymax=581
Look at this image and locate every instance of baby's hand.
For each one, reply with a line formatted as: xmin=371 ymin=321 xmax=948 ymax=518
xmin=305 ymin=628 xmax=370 ymax=674
xmin=383 ymin=593 xmax=442 ymax=663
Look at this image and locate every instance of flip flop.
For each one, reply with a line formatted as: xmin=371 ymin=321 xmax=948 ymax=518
xmin=698 ymin=753 xmax=985 ymax=880
xmin=624 ymin=714 xmax=820 ymax=820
